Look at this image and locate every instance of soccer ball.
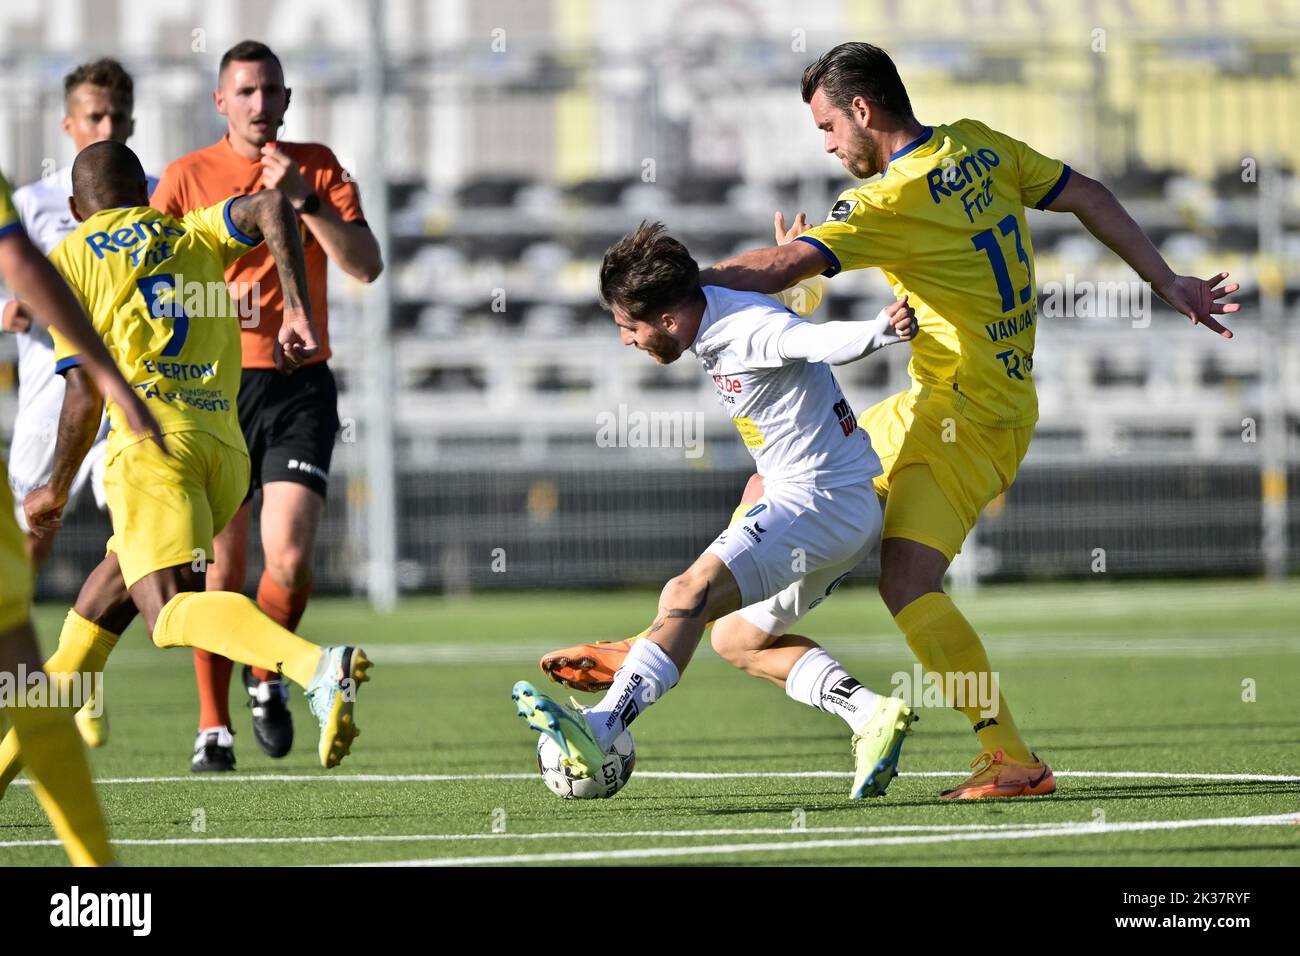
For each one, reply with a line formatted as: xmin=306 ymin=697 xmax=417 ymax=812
xmin=536 ymin=729 xmax=636 ymax=799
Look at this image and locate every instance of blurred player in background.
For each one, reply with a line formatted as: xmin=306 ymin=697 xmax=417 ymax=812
xmin=151 ymin=40 xmax=382 ymax=771
xmin=542 ymin=41 xmax=1239 ymax=800
xmin=0 ymin=143 xmax=372 ymax=799
xmin=0 ymin=58 xmax=155 ymax=749
xmin=0 ymin=165 xmax=165 ymax=865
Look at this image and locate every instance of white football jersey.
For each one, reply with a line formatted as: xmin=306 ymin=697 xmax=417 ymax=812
xmin=690 ymin=285 xmax=882 ymax=489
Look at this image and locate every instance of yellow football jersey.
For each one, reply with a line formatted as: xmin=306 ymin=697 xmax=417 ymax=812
xmin=1 ymin=173 xmax=34 ymax=627
xmin=0 ymin=171 xmax=21 ymax=237
xmin=47 ymin=199 xmax=260 ymax=462
xmin=800 ymin=119 xmax=1069 ymax=428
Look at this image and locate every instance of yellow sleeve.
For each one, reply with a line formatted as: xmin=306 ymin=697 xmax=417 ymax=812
xmin=771 ymin=275 xmax=825 ymax=316
xmin=978 ymin=121 xmax=1070 ymax=210
xmin=180 ymin=197 xmax=263 ymax=269
xmin=0 ymin=172 xmax=23 ymax=237
xmin=44 ymin=240 xmax=86 ymax=373
xmin=797 ymin=188 xmax=909 ymax=276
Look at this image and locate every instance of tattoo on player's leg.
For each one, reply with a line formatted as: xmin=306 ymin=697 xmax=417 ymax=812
xmin=667 ymin=584 xmax=711 ymax=621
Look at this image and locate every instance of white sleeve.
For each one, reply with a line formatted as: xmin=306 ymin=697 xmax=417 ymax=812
xmin=731 ymin=308 xmax=805 ymax=369
xmin=776 ymin=309 xmax=906 ymax=366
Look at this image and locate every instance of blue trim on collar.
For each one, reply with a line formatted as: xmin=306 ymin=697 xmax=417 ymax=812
xmin=885 ymin=126 xmax=933 ymax=173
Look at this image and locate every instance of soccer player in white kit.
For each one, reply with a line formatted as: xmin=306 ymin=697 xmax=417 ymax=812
xmin=0 ymin=59 xmax=154 ymax=747
xmin=512 ymin=222 xmax=922 ymax=799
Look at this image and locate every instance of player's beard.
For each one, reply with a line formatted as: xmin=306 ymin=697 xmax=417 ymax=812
xmin=643 ymin=326 xmax=683 ymax=364
xmin=839 ymin=128 xmax=881 ymax=179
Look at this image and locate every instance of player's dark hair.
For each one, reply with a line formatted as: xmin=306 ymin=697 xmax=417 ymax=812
xmin=71 ymin=140 xmax=149 ymax=214
xmin=63 ymin=57 xmax=134 ymax=110
xmin=599 ymin=222 xmax=702 ymax=321
xmin=801 ymin=42 xmax=913 ymax=119
xmin=219 ymin=40 xmax=284 ymax=82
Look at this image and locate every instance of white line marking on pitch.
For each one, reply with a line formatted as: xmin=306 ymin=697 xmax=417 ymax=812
xmin=97 ymin=630 xmax=1300 ymax=671
xmin=336 ymin=812 xmax=1300 ymax=866
xmin=0 ymin=820 xmax=1137 ymax=849
xmin=12 ymin=769 xmax=1300 ymax=787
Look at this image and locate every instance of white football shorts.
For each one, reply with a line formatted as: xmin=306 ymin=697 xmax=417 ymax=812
xmin=705 ymin=478 xmax=882 ymax=635
xmin=7 ymin=392 xmax=109 ymax=532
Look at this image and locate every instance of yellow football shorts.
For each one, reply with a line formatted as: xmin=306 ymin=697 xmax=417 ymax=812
xmin=861 ymin=385 xmax=1034 ymax=561
xmin=0 ymin=460 xmax=34 ymax=633
xmin=103 ymin=431 xmax=250 ymax=589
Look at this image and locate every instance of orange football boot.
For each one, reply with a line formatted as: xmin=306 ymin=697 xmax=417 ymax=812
xmin=938 ymin=750 xmax=1056 ymax=800
xmin=539 ymin=633 xmax=644 ymax=692
xmin=543 ymin=477 xmax=763 ymax=692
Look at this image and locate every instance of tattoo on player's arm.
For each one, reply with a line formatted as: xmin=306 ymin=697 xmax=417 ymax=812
xmin=247 ymin=191 xmax=313 ymax=318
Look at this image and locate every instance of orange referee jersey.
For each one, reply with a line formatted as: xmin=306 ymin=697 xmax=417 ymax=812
xmin=151 ymin=134 xmax=365 ymax=369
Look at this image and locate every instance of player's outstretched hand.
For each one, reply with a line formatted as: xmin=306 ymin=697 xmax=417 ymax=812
xmin=99 ymin=376 xmax=168 ymax=454
xmin=883 ymin=295 xmax=918 ymax=341
xmin=1155 ymin=272 xmax=1240 ymax=339
xmin=24 ymin=484 xmax=68 ymax=538
xmin=775 ymin=211 xmax=810 ymax=245
xmin=2 ymin=299 xmax=33 ymax=332
xmin=275 ymin=309 xmax=320 ymax=374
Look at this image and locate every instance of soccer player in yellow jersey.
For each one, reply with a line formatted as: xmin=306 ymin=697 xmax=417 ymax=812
xmin=0 ymin=166 xmax=166 ymax=865
xmin=541 ymin=42 xmax=1239 ymax=800
xmin=0 ymin=142 xmax=371 ymax=799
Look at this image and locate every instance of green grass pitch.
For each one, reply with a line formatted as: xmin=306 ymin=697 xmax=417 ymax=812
xmin=1 ymin=580 xmax=1298 ymax=866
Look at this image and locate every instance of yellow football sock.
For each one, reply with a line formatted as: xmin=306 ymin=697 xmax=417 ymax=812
xmin=152 ymin=591 xmax=322 ymax=688
xmin=4 ymin=703 xmax=114 ymax=865
xmin=0 ymin=611 xmax=120 ymax=794
xmin=895 ymin=591 xmax=1036 ymax=766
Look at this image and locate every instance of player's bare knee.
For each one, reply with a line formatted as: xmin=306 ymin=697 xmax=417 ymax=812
xmin=659 ymin=567 xmax=713 ymax=618
xmin=265 ymin=549 xmax=313 ymax=591
xmin=709 ymin=617 xmax=747 ymax=665
xmin=879 ymin=567 xmax=943 ymax=617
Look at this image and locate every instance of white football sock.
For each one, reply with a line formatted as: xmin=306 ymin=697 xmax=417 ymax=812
xmin=785 ymin=647 xmax=881 ymax=734
xmin=584 ymin=639 xmax=680 ymax=750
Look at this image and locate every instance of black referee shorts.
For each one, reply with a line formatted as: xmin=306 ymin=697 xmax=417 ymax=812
xmin=237 ymin=362 xmax=341 ymax=501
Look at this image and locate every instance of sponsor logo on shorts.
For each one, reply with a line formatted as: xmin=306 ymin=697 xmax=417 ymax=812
xmin=287 ymin=458 xmax=329 ymax=483
xmin=824 ymin=572 xmax=851 ymax=597
xmin=743 ymin=520 xmax=766 ymax=543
